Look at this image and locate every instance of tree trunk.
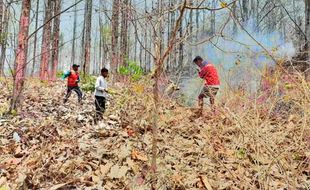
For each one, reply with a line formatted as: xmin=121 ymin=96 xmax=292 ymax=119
xmin=0 ymin=2 xmax=9 ymax=76
xmin=83 ymin=0 xmax=92 ymax=75
xmin=51 ymin=0 xmax=62 ymax=81
xmin=144 ymin=0 xmax=148 ymax=71
xmin=0 ymin=0 xmax=3 ymax=36
xmin=71 ymin=0 xmax=78 ymax=66
xmin=30 ymin=0 xmax=40 ymax=77
xmin=210 ymin=0 xmax=216 ymax=34
xmin=232 ymin=2 xmax=238 ymax=35
xmin=10 ymin=0 xmax=31 ymax=111
xmin=111 ymin=0 xmax=120 ymax=78
xmin=80 ymin=1 xmax=87 ymax=68
xmin=120 ymin=0 xmax=129 ymax=66
xmin=39 ymin=0 xmax=53 ymax=81
xmin=242 ymin=0 xmax=249 ymax=23
xmin=305 ymin=0 xmax=310 ymax=56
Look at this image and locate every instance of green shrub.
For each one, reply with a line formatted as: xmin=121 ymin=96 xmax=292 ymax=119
xmin=119 ymin=60 xmax=143 ymax=81
xmin=80 ymin=74 xmax=96 ymax=92
xmin=56 ymin=70 xmax=64 ymax=78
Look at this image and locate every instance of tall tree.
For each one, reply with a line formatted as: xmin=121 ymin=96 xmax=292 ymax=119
xmin=0 ymin=1 xmax=10 ymax=76
xmin=120 ymin=0 xmax=129 ymax=65
xmin=83 ymin=0 xmax=92 ymax=74
xmin=39 ymin=0 xmax=53 ymax=80
xmin=111 ymin=0 xmax=120 ymax=77
xmin=210 ymin=0 xmax=216 ymax=34
xmin=0 ymin=0 xmax=4 ymax=75
xmin=51 ymin=0 xmax=62 ymax=81
xmin=10 ymin=0 xmax=31 ymax=111
xmin=31 ymin=0 xmax=40 ymax=76
xmin=71 ymin=0 xmax=78 ymax=66
xmin=305 ymin=0 xmax=310 ymax=56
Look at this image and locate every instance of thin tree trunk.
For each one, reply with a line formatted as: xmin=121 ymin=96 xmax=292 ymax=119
xmin=0 ymin=0 xmax=3 ymax=35
xmin=39 ymin=0 xmax=53 ymax=81
xmin=99 ymin=13 xmax=102 ymax=69
xmin=83 ymin=0 xmax=92 ymax=75
xmin=120 ymin=0 xmax=129 ymax=66
xmin=305 ymin=0 xmax=310 ymax=55
xmin=10 ymin=0 xmax=31 ymax=111
xmin=242 ymin=0 xmax=249 ymax=23
xmin=111 ymin=0 xmax=120 ymax=78
xmin=71 ymin=0 xmax=78 ymax=66
xmin=30 ymin=0 xmax=40 ymax=77
xmin=144 ymin=0 xmax=148 ymax=71
xmin=80 ymin=1 xmax=87 ymax=69
xmin=210 ymin=0 xmax=216 ymax=34
xmin=0 ymin=2 xmax=9 ymax=76
xmin=51 ymin=0 xmax=61 ymax=81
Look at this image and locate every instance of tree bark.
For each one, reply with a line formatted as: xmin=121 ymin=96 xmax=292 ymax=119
xmin=39 ymin=0 xmax=53 ymax=81
xmin=120 ymin=0 xmax=129 ymax=66
xmin=71 ymin=0 xmax=78 ymax=66
xmin=10 ymin=0 xmax=31 ymax=111
xmin=111 ymin=0 xmax=120 ymax=78
xmin=51 ymin=0 xmax=62 ymax=81
xmin=210 ymin=0 xmax=216 ymax=34
xmin=83 ymin=0 xmax=92 ymax=75
xmin=0 ymin=2 xmax=9 ymax=76
xmin=30 ymin=0 xmax=40 ymax=77
xmin=305 ymin=0 xmax=310 ymax=56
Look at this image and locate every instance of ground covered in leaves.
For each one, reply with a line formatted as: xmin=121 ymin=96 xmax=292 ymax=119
xmin=0 ymin=77 xmax=309 ymax=189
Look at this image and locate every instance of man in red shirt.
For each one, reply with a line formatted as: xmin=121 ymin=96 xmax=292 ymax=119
xmin=193 ymin=56 xmax=220 ymax=114
xmin=61 ymin=64 xmax=83 ymax=103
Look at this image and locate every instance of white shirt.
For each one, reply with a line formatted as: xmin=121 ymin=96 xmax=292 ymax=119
xmin=94 ymin=76 xmax=108 ymax=97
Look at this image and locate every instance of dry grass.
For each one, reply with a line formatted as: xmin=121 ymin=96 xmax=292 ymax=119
xmin=0 ymin=75 xmax=309 ymax=189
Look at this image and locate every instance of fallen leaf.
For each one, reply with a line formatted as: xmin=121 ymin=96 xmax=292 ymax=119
xmin=91 ymin=175 xmax=100 ymax=183
xmin=100 ymin=162 xmax=113 ymax=176
xmin=107 ymin=165 xmax=129 ymax=179
xmin=131 ymin=149 xmax=148 ymax=162
xmin=48 ymin=183 xmax=69 ymax=190
xmin=200 ymin=176 xmax=213 ymax=190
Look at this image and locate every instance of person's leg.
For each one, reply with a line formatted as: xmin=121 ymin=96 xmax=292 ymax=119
xmin=73 ymin=86 xmax=83 ymax=103
xmin=64 ymin=87 xmax=72 ymax=103
xmin=94 ymin=96 xmax=101 ymax=123
xmin=208 ymin=87 xmax=218 ymax=113
xmin=198 ymin=86 xmax=206 ymax=115
xmin=100 ymin=97 xmax=106 ymax=113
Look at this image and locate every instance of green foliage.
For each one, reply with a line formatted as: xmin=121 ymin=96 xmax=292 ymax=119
xmin=56 ymin=70 xmax=63 ymax=78
xmin=80 ymin=74 xmax=96 ymax=92
xmin=0 ymin=32 xmax=8 ymax=44
xmin=235 ymin=148 xmax=247 ymax=159
xmin=119 ymin=60 xmax=143 ymax=81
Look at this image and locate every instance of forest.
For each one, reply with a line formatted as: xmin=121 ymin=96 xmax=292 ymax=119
xmin=0 ymin=0 xmax=310 ymax=189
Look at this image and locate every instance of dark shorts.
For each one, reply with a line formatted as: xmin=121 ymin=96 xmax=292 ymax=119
xmin=199 ymin=86 xmax=219 ymax=98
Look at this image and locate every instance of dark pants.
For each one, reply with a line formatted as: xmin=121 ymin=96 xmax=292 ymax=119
xmin=64 ymin=86 xmax=83 ymax=103
xmin=95 ymin=96 xmax=106 ymax=122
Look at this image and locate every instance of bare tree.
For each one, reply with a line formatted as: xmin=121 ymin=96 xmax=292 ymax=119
xmin=51 ymin=0 xmax=62 ymax=81
xmin=39 ymin=0 xmax=53 ymax=80
xmin=305 ymin=0 xmax=310 ymax=56
xmin=71 ymin=0 xmax=78 ymax=66
xmin=111 ymin=0 xmax=120 ymax=77
xmin=120 ymin=0 xmax=129 ymax=66
xmin=10 ymin=0 xmax=31 ymax=111
xmin=83 ymin=0 xmax=92 ymax=74
xmin=0 ymin=1 xmax=10 ymax=76
xmin=30 ymin=0 xmax=40 ymax=76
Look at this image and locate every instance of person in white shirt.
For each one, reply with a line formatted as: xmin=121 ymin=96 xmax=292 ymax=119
xmin=94 ymin=68 xmax=109 ymax=120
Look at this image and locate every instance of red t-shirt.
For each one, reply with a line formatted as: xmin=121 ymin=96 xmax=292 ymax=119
xmin=199 ymin=62 xmax=220 ymax=86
